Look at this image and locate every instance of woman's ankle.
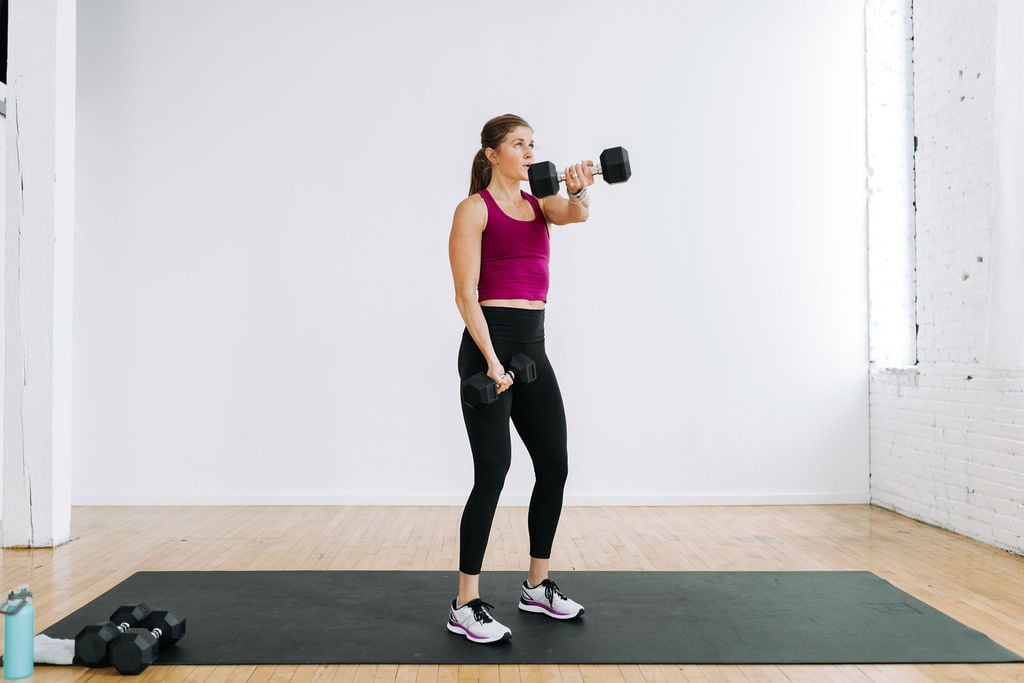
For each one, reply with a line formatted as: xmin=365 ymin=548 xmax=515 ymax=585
xmin=456 ymin=594 xmax=480 ymax=608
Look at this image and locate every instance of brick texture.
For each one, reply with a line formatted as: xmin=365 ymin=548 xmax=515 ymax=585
xmin=869 ymin=0 xmax=1024 ymax=555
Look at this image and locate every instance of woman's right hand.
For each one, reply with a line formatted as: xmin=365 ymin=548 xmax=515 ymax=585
xmin=488 ymin=363 xmax=515 ymax=395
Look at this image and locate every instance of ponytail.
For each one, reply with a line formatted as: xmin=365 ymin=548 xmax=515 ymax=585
xmin=467 ymin=113 xmax=532 ymax=197
xmin=468 ymin=149 xmax=492 ymax=196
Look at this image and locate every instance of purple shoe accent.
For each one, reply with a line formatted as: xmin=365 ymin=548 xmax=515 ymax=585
xmin=448 ymin=619 xmax=493 ymax=641
xmin=448 ymin=611 xmax=512 ymax=643
xmin=521 ymin=598 xmax=572 ymax=617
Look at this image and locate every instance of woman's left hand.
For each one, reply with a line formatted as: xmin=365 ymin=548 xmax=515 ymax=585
xmin=564 ymin=160 xmax=595 ymax=195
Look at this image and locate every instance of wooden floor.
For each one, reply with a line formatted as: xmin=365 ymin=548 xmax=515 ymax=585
xmin=1 ymin=504 xmax=1023 ymax=682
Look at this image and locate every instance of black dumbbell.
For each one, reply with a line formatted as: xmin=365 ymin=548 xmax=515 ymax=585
xmin=461 ymin=353 xmax=537 ymax=408
xmin=75 ymin=603 xmax=186 ymax=672
xmin=528 ymin=146 xmax=632 ymax=198
xmin=75 ymin=604 xmax=151 ymax=667
xmin=110 ymin=608 xmax=186 ymax=675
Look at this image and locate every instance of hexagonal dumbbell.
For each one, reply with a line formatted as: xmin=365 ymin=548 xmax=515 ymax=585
xmin=75 ymin=604 xmax=152 ymax=667
xmin=109 ymin=609 xmax=186 ymax=675
xmin=461 ymin=353 xmax=537 ymax=409
xmin=74 ymin=603 xmax=186 ymax=673
xmin=75 ymin=621 xmax=123 ymax=668
xmin=528 ymin=146 xmax=632 ymax=198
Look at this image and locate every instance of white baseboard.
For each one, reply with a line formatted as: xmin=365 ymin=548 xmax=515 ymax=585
xmin=70 ymin=491 xmax=870 ymax=506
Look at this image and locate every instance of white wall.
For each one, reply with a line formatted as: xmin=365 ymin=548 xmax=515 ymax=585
xmin=0 ymin=84 xmax=5 ymax=515
xmin=73 ymin=0 xmax=869 ymax=505
xmin=870 ymin=0 xmax=1024 ymax=555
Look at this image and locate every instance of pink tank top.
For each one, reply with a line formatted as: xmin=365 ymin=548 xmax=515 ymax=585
xmin=476 ymin=189 xmax=550 ymax=302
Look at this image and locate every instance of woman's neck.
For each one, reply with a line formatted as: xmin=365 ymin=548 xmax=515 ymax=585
xmin=486 ymin=175 xmax=523 ymax=203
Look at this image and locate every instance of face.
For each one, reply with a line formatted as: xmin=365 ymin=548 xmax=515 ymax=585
xmin=487 ymin=126 xmax=534 ymax=181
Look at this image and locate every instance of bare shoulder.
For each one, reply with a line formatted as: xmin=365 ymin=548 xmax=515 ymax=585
xmin=452 ymin=194 xmax=488 ymax=232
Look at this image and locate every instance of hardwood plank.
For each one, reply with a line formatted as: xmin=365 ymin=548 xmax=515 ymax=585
xmin=2 ymin=505 xmax=1022 ymax=683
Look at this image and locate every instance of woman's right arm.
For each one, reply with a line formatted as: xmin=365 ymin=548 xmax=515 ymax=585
xmin=449 ymin=196 xmax=512 ymax=391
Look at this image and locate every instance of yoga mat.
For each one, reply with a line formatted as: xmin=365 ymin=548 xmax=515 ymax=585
xmin=37 ymin=571 xmax=1023 ymax=665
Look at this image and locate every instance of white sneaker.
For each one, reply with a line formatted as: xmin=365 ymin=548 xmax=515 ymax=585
xmin=447 ymin=598 xmax=512 ymax=643
xmin=518 ymin=579 xmax=585 ymax=619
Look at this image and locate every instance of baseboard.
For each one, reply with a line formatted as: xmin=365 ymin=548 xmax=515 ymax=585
xmin=70 ymin=491 xmax=870 ymax=506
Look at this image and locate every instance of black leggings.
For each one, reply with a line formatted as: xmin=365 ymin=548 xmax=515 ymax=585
xmin=457 ymin=307 xmax=569 ymax=576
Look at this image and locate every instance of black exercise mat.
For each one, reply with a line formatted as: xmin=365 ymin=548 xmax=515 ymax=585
xmin=39 ymin=571 xmax=1023 ymax=665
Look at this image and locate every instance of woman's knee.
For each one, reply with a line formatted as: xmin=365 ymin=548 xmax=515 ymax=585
xmin=537 ymin=453 xmax=568 ymax=489
xmin=473 ymin=458 xmax=511 ymax=496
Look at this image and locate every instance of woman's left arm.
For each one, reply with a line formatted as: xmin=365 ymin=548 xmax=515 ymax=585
xmin=538 ymin=160 xmax=594 ymax=226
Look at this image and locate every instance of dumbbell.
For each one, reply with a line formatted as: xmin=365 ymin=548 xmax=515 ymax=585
xmin=461 ymin=353 xmax=537 ymax=408
xmin=528 ymin=146 xmax=632 ymax=198
xmin=109 ymin=614 xmax=184 ymax=676
xmin=110 ymin=608 xmax=185 ymax=675
xmin=75 ymin=603 xmax=186 ymax=673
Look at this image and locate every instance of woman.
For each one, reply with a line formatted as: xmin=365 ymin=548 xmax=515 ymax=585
xmin=446 ymin=114 xmax=592 ymax=643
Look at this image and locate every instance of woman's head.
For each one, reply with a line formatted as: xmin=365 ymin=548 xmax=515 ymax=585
xmin=469 ymin=114 xmax=533 ymax=196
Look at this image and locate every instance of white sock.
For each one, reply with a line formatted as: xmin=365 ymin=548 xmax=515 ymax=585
xmin=33 ymin=634 xmax=75 ymax=665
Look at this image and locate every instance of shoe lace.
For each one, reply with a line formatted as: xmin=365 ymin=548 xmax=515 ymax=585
xmin=467 ymin=599 xmax=496 ymax=624
xmin=541 ymin=579 xmax=567 ymax=604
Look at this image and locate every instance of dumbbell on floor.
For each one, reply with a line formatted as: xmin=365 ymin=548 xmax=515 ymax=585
xmin=75 ymin=604 xmax=150 ymax=667
xmin=528 ymin=146 xmax=632 ymax=198
xmin=75 ymin=603 xmax=186 ymax=673
xmin=109 ymin=610 xmax=184 ymax=676
xmin=461 ymin=353 xmax=537 ymax=408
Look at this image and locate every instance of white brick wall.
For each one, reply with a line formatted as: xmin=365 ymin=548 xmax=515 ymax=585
xmin=869 ymin=0 xmax=1024 ymax=555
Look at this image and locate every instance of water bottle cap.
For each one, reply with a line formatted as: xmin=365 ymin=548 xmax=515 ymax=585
xmin=1 ymin=585 xmax=32 ymax=614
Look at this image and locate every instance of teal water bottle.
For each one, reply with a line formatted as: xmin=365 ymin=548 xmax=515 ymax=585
xmin=1 ymin=586 xmax=34 ymax=679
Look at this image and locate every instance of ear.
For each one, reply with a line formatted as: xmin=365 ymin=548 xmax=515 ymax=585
xmin=485 ymin=147 xmax=498 ymax=165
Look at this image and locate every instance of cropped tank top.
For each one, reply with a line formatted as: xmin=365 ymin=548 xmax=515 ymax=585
xmin=476 ymin=188 xmax=550 ymax=302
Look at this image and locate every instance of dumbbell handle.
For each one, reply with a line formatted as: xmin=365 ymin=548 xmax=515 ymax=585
xmin=554 ymin=162 xmax=607 ymax=183
xmin=114 ymin=621 xmax=166 ymax=641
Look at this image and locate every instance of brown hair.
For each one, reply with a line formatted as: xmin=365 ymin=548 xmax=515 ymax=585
xmin=468 ymin=114 xmax=532 ymax=196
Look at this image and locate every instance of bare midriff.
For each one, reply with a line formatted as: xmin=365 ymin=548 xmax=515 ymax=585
xmin=480 ymin=299 xmax=546 ymax=310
